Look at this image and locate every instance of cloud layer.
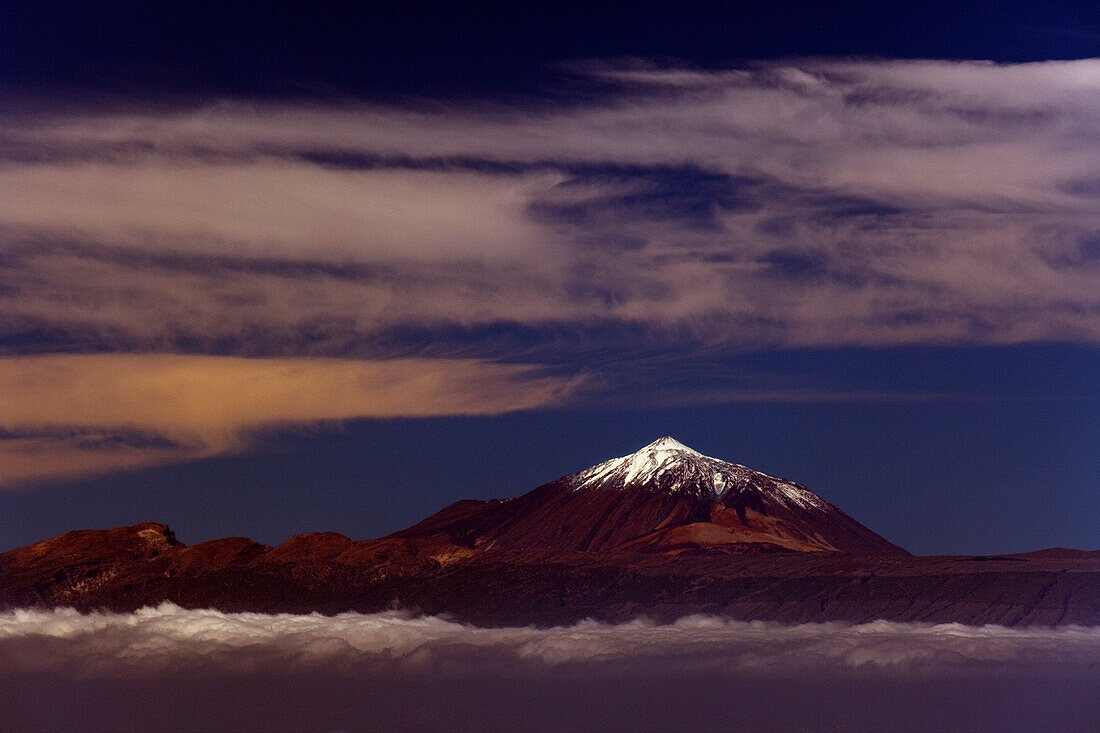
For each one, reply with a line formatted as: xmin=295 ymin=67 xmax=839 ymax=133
xmin=2 ymin=604 xmax=1098 ymax=679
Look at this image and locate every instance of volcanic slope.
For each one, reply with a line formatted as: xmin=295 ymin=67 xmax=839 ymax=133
xmin=392 ymin=437 xmax=908 ymax=555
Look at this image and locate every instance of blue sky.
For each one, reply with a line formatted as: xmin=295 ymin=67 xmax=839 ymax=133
xmin=1 ymin=1 xmax=1097 ymax=554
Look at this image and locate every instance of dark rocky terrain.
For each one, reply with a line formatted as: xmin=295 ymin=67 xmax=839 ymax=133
xmin=2 ymin=521 xmax=1097 ymax=626
xmin=2 ymin=438 xmax=1097 ymax=626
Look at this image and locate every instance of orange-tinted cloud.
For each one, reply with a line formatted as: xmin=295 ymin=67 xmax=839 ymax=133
xmin=0 ymin=354 xmax=583 ymax=487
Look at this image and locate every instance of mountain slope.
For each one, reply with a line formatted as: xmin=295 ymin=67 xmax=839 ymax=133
xmin=393 ymin=437 xmax=907 ymax=555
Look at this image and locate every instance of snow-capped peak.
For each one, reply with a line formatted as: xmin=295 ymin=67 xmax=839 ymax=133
xmin=644 ymin=436 xmax=700 ymax=455
xmin=572 ymin=436 xmax=725 ymax=494
xmin=570 ymin=436 xmax=827 ymax=509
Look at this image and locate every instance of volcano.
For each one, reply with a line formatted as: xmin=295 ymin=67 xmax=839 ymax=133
xmin=3 ymin=437 xmax=1096 ymax=626
xmin=393 ymin=437 xmax=907 ymax=555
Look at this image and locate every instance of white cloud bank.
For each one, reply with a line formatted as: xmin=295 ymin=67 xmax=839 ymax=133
xmin=2 ymin=604 xmax=1097 ymax=678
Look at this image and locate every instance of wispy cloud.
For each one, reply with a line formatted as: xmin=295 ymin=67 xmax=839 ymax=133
xmin=2 ymin=59 xmax=1097 ymax=357
xmin=0 ymin=163 xmax=561 ymax=261
xmin=0 ymin=354 xmax=582 ymax=487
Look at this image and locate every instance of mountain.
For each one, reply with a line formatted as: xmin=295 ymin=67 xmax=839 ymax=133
xmin=392 ymin=437 xmax=907 ymax=555
xmin=2 ymin=438 xmax=1097 ymax=626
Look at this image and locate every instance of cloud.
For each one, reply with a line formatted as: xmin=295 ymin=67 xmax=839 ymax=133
xmin=2 ymin=58 xmax=1098 ymax=359
xmin=0 ymin=354 xmax=583 ymax=486
xmin=1 ymin=604 xmax=1097 ymax=678
xmin=0 ymin=163 xmax=561 ymax=261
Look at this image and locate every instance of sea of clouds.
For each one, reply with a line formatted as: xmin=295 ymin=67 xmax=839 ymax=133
xmin=3 ymin=605 xmax=1097 ymax=732
xmin=2 ymin=603 xmax=1098 ymax=678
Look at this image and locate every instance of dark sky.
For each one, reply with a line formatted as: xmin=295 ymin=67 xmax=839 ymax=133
xmin=1 ymin=1 xmax=1098 ymax=554
xmin=5 ymin=1 xmax=1100 ymax=97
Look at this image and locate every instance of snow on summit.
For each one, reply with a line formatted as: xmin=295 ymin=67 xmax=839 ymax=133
xmin=570 ymin=436 xmax=827 ymax=509
xmin=573 ymin=436 xmax=731 ymax=491
xmin=602 ymin=436 xmax=704 ymax=480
